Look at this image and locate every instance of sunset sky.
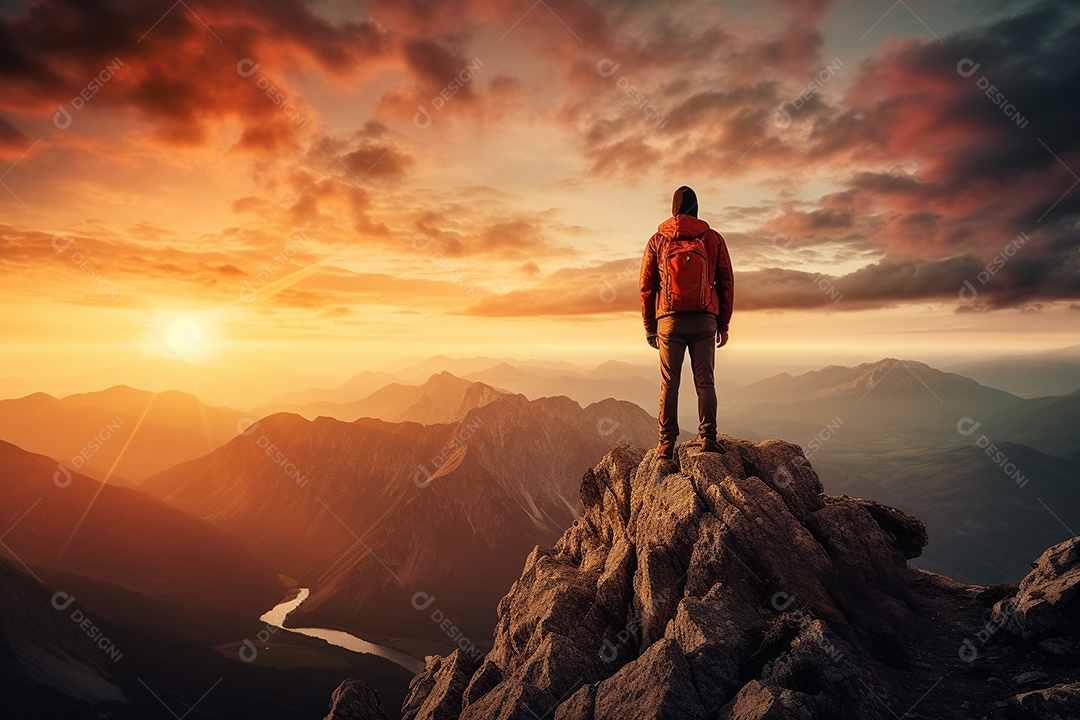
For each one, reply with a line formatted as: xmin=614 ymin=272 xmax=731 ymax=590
xmin=1 ymin=0 xmax=1077 ymax=403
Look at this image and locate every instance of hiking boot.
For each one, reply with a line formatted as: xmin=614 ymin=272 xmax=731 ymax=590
xmin=699 ymin=436 xmax=726 ymax=454
xmin=656 ymin=443 xmax=675 ymax=461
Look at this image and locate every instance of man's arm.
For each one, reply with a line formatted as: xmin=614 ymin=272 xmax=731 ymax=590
xmin=639 ymin=236 xmax=660 ymax=346
xmin=714 ymin=231 xmax=734 ymax=337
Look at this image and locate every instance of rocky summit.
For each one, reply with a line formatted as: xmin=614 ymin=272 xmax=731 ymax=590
xmin=337 ymin=437 xmax=1079 ymax=719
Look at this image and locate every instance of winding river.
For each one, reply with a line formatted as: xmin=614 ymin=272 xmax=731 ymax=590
xmin=260 ymin=588 xmax=425 ymax=674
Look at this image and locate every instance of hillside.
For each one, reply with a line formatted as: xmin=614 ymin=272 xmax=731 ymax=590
xmin=141 ymin=392 xmax=657 ymax=650
xmin=0 ymin=439 xmax=282 ymax=629
xmin=0 ymin=386 xmax=245 ymax=483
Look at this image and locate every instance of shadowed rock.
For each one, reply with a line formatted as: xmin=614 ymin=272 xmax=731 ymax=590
xmin=325 ymin=678 xmax=391 ymax=720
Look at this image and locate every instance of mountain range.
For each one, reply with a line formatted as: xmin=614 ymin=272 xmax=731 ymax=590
xmin=140 ymin=392 xmax=657 ymax=652
xmin=257 ymin=372 xmax=506 ymax=424
xmin=2 ymin=350 xmax=1079 ymax=718
xmin=946 ymin=344 xmax=1080 ymax=398
xmin=0 ymin=386 xmax=246 ymax=484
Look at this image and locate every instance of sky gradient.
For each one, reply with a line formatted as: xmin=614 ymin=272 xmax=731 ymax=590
xmin=1 ymin=0 xmax=1077 ymax=399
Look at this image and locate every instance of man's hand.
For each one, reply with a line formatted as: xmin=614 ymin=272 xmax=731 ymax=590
xmin=647 ymin=333 xmax=659 ymax=349
xmin=717 ymin=330 xmax=728 ymax=348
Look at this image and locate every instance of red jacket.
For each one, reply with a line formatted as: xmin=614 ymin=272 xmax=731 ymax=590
xmin=640 ymin=214 xmax=734 ymax=334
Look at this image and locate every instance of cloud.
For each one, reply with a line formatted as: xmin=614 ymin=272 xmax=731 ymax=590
xmin=461 ymin=239 xmax=1080 ymax=317
xmin=0 ymin=220 xmax=505 ymax=315
xmin=0 ymin=115 xmax=30 ymax=159
xmin=0 ymin=0 xmax=389 ymax=148
xmin=409 ymin=209 xmax=581 ymax=261
xmin=1 ymin=0 xmax=1077 ymax=319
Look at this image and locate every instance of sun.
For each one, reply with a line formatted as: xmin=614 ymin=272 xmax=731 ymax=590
xmin=142 ymin=309 xmax=224 ymax=362
xmin=162 ymin=317 xmax=206 ymax=358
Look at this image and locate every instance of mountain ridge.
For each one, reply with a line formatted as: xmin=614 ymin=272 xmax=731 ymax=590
xmin=0 ymin=386 xmax=245 ymax=483
xmin=255 ymin=372 xmax=506 ymax=424
xmin=141 ymin=391 xmax=658 ymax=649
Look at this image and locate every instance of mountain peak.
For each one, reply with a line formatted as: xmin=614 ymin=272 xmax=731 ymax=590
xmin=399 ymin=438 xmax=1080 ymax=720
xmin=426 ymin=370 xmax=467 ymax=384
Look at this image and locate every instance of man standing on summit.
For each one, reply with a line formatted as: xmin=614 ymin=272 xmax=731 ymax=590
xmin=640 ymin=186 xmax=734 ymax=463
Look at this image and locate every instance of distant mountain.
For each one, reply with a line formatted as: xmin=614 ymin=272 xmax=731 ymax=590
xmin=141 ymin=393 xmax=657 ymax=650
xmin=727 ymin=358 xmax=1014 ymax=406
xmin=946 ymin=344 xmax=1080 ymax=397
xmin=0 ymin=355 xmax=263 ymax=408
xmin=395 ymin=355 xmax=585 ymax=383
xmin=264 ymin=369 xmax=400 ymax=407
xmin=715 ymin=357 xmax=1080 ymax=463
xmin=465 ymin=362 xmax=740 ymax=422
xmin=585 ymin=359 xmax=653 ymax=380
xmin=58 ymin=385 xmax=244 ymax=438
xmin=0 ymin=386 xmax=245 ymax=483
xmin=721 ymin=358 xmax=1023 ymax=440
xmin=0 ymin=439 xmax=282 ymax=626
xmin=341 ymin=372 xmax=504 ymax=424
xmin=979 ymin=390 xmax=1080 ymax=462
xmin=263 ymin=372 xmax=506 ymax=423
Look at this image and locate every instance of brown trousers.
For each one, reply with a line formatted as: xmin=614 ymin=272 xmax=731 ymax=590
xmin=657 ymin=312 xmax=717 ymax=449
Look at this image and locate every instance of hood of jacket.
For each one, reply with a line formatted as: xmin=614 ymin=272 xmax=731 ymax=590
xmin=658 ymin=214 xmax=710 ymax=239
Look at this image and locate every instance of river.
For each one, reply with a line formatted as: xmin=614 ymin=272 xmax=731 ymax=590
xmin=260 ymin=588 xmax=425 ymax=674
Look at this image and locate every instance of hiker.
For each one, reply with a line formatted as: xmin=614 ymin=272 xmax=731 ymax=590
xmin=639 ymin=186 xmax=734 ymax=462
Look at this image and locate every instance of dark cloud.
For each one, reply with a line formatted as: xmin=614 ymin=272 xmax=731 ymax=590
xmin=0 ymin=114 xmax=28 ymax=149
xmin=462 ymin=234 xmax=1080 ymax=317
xmin=557 ymin=0 xmax=1078 ymax=302
xmin=402 ymin=38 xmax=479 ymax=100
xmin=0 ymin=0 xmax=388 ymax=147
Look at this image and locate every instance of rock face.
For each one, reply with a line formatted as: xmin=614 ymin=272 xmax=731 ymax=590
xmin=399 ymin=438 xmax=1080 ymax=720
xmin=324 ymin=679 xmax=391 ymax=720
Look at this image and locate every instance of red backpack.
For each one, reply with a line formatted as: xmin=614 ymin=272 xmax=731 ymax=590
xmin=660 ymin=232 xmax=713 ymax=312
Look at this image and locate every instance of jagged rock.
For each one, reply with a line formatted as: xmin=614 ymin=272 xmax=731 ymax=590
xmin=1007 ymin=682 xmax=1080 ymax=718
xmin=324 ymin=678 xmax=391 ymax=720
xmin=462 ymin=659 xmax=502 ymax=708
xmin=459 ymin=681 xmax=557 ymax=720
xmin=396 ymin=438 xmax=1080 ymax=719
xmin=992 ymin=537 xmax=1080 ymax=640
xmin=719 ymin=680 xmax=813 ymax=720
xmin=593 ymin=638 xmax=707 ymax=719
xmin=402 ymin=651 xmax=477 ymax=720
xmin=826 ymin=495 xmax=928 ymax=560
xmin=553 ymin=684 xmax=596 ymax=720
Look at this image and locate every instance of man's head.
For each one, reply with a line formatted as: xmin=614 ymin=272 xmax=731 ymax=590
xmin=672 ymin=186 xmax=698 ymax=217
